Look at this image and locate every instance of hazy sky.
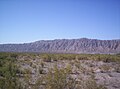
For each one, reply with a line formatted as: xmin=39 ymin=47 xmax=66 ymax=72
xmin=0 ymin=0 xmax=120 ymax=43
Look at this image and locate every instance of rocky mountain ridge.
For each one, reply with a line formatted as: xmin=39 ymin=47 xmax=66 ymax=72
xmin=0 ymin=38 xmax=120 ymax=54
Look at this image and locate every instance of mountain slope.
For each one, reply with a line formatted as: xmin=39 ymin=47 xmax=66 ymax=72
xmin=0 ymin=38 xmax=120 ymax=54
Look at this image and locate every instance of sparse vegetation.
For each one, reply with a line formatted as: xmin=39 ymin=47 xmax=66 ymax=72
xmin=0 ymin=52 xmax=120 ymax=89
xmin=40 ymin=53 xmax=120 ymax=62
xmin=0 ymin=53 xmax=23 ymax=89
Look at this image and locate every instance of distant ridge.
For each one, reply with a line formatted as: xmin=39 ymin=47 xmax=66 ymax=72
xmin=0 ymin=38 xmax=120 ymax=54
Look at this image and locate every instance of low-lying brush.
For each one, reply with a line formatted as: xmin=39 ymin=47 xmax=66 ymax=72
xmin=0 ymin=52 xmax=120 ymax=89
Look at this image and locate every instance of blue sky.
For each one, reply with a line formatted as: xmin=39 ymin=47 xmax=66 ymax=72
xmin=0 ymin=0 xmax=120 ymax=44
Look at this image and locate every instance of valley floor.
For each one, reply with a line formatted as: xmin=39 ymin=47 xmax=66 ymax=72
xmin=0 ymin=53 xmax=120 ymax=89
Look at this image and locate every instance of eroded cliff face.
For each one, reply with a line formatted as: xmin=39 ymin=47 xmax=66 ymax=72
xmin=0 ymin=38 xmax=120 ymax=54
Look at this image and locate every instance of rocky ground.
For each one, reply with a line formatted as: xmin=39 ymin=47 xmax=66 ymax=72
xmin=17 ymin=55 xmax=120 ymax=89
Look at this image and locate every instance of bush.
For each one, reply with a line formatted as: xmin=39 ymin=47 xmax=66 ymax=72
xmin=43 ymin=65 xmax=73 ymax=89
xmin=0 ymin=53 xmax=23 ymax=89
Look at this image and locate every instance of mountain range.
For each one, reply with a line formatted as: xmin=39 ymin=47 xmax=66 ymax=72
xmin=0 ymin=38 xmax=120 ymax=54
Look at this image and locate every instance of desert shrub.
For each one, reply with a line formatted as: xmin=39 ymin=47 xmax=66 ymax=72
xmin=100 ymin=65 xmax=111 ymax=73
xmin=43 ymin=65 xmax=73 ymax=89
xmin=114 ymin=64 xmax=120 ymax=73
xmin=39 ymin=53 xmax=120 ymax=63
xmin=41 ymin=54 xmax=52 ymax=62
xmin=37 ymin=64 xmax=107 ymax=89
xmin=77 ymin=54 xmax=89 ymax=60
xmin=40 ymin=61 xmax=45 ymax=68
xmin=80 ymin=77 xmax=107 ymax=89
xmin=0 ymin=53 xmax=109 ymax=89
xmin=0 ymin=53 xmax=24 ymax=89
xmin=24 ymin=68 xmax=32 ymax=74
xmin=39 ymin=66 xmax=44 ymax=74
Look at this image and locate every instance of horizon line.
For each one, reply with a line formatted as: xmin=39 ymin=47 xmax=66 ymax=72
xmin=0 ymin=37 xmax=120 ymax=44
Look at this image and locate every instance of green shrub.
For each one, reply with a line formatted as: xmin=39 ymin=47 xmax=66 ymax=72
xmin=0 ymin=53 xmax=23 ymax=89
xmin=44 ymin=65 xmax=72 ymax=89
